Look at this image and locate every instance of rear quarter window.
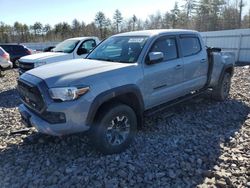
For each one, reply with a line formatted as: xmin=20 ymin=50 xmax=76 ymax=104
xmin=180 ymin=37 xmax=201 ymax=57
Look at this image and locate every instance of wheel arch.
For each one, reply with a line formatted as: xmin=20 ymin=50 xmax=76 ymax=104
xmin=218 ymin=64 xmax=234 ymax=84
xmin=86 ymin=84 xmax=145 ymax=128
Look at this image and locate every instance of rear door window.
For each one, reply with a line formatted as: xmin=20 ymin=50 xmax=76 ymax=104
xmin=180 ymin=37 xmax=201 ymax=57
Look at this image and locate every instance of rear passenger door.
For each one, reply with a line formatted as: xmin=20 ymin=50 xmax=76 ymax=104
xmin=179 ymin=35 xmax=208 ymax=92
xmin=143 ymin=35 xmax=184 ymax=108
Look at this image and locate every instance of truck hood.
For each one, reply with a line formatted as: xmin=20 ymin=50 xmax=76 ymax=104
xmin=26 ymin=59 xmax=135 ymax=87
xmin=19 ymin=52 xmax=69 ymax=63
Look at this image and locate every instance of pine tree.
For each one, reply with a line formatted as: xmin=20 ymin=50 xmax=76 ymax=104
xmin=113 ymin=9 xmax=123 ymax=33
xmin=95 ymin=11 xmax=107 ymax=38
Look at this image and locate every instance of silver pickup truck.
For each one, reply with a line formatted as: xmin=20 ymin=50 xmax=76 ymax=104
xmin=17 ymin=29 xmax=235 ymax=154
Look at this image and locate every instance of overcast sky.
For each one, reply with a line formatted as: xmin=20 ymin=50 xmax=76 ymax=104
xmin=1 ymin=0 xmax=249 ymax=26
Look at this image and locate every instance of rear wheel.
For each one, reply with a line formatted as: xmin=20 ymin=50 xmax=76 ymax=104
xmin=212 ymin=73 xmax=231 ymax=101
xmin=91 ymin=103 xmax=137 ymax=154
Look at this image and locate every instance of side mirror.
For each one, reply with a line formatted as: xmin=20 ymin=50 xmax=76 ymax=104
xmin=77 ymin=48 xmax=88 ymax=55
xmin=147 ymin=52 xmax=164 ymax=64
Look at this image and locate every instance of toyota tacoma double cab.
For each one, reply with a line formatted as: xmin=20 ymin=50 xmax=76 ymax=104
xmin=18 ymin=37 xmax=100 ymax=75
xmin=18 ymin=30 xmax=235 ymax=154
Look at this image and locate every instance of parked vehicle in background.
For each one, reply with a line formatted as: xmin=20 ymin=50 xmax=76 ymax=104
xmin=0 ymin=47 xmax=13 ymax=76
xmin=43 ymin=46 xmax=55 ymax=52
xmin=17 ymin=30 xmax=235 ymax=154
xmin=0 ymin=44 xmax=32 ymax=67
xmin=18 ymin=37 xmax=100 ymax=75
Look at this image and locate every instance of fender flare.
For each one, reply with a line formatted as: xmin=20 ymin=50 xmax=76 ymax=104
xmin=86 ymin=84 xmax=145 ymax=125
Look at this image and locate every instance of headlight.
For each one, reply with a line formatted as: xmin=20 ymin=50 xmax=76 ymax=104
xmin=49 ymin=86 xmax=90 ymax=101
xmin=35 ymin=62 xmax=46 ymax=68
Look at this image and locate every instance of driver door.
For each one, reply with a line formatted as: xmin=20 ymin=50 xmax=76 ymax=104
xmin=74 ymin=39 xmax=96 ymax=58
xmin=143 ymin=35 xmax=184 ymax=108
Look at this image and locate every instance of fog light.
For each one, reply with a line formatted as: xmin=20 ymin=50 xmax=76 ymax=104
xmin=42 ymin=111 xmax=66 ymax=124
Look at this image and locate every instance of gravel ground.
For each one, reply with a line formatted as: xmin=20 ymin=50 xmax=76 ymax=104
xmin=0 ymin=67 xmax=249 ymax=188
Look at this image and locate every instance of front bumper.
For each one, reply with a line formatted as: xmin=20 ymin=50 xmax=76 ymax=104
xmin=19 ymin=104 xmax=90 ymax=136
xmin=0 ymin=61 xmax=13 ymax=70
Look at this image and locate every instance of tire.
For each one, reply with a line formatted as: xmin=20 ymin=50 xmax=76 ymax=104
xmin=212 ymin=72 xmax=231 ymax=101
xmin=90 ymin=103 xmax=137 ymax=154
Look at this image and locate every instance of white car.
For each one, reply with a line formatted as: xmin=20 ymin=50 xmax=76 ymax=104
xmin=0 ymin=47 xmax=13 ymax=76
xmin=18 ymin=37 xmax=100 ymax=75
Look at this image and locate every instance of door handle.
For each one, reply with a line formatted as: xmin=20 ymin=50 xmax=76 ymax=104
xmin=175 ymin=65 xmax=182 ymax=70
xmin=200 ymin=59 xmax=206 ymax=63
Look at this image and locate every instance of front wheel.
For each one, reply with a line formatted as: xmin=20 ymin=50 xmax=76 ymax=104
xmin=212 ymin=73 xmax=232 ymax=101
xmin=91 ymin=103 xmax=137 ymax=154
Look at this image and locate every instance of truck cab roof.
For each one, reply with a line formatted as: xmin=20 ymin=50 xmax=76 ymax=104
xmin=115 ymin=29 xmax=199 ymax=37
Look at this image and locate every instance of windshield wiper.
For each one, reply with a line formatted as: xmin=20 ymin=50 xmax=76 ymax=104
xmin=103 ymin=59 xmax=116 ymax=62
xmin=87 ymin=58 xmax=114 ymax=62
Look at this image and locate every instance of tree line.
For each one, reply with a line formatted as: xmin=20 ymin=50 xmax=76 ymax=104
xmin=0 ymin=0 xmax=249 ymax=43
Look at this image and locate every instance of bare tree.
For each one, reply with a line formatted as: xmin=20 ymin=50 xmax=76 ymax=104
xmin=182 ymin=0 xmax=197 ymax=28
xmin=1 ymin=0 xmax=250 ymax=43
xmin=238 ymin=0 xmax=245 ymax=28
xmin=183 ymin=0 xmax=197 ymax=18
xmin=132 ymin=15 xmax=137 ymax=31
xmin=72 ymin=19 xmax=81 ymax=37
xmin=170 ymin=2 xmax=180 ymax=28
xmin=242 ymin=9 xmax=250 ymax=28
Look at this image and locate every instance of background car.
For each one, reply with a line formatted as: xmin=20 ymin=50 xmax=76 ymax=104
xmin=18 ymin=37 xmax=100 ymax=75
xmin=0 ymin=44 xmax=32 ymax=67
xmin=0 ymin=47 xmax=13 ymax=76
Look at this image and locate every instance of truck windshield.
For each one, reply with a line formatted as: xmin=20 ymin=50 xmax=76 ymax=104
xmin=87 ymin=36 xmax=148 ymax=63
xmin=52 ymin=40 xmax=80 ymax=53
